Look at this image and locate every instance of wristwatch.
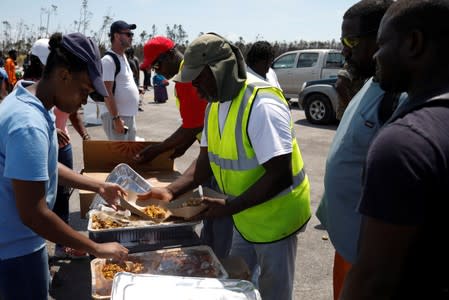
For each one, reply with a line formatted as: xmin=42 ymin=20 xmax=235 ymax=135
xmin=112 ymin=115 xmax=120 ymax=121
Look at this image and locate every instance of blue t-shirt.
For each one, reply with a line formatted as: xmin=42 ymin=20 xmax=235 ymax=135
xmin=152 ymin=73 xmax=168 ymax=87
xmin=0 ymin=67 xmax=8 ymax=81
xmin=0 ymin=81 xmax=57 ymax=260
xmin=316 ymin=78 xmax=406 ymax=263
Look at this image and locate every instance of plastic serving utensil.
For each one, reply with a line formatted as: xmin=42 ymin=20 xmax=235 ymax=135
xmin=198 ymin=185 xmax=204 ymax=200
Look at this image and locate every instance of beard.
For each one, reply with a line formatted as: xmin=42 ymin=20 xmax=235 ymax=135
xmin=347 ymin=61 xmax=375 ymax=81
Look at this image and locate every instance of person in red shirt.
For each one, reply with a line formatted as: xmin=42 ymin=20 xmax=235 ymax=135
xmin=5 ymin=49 xmax=17 ymax=89
xmin=134 ymin=36 xmax=208 ymax=162
xmin=135 ymin=37 xmax=233 ymax=259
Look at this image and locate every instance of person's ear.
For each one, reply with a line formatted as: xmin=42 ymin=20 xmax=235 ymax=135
xmin=407 ymin=29 xmax=425 ymax=58
xmin=57 ymin=68 xmax=72 ymax=84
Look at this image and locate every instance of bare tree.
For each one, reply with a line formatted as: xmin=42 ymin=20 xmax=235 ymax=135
xmin=95 ymin=13 xmax=113 ymax=48
xmin=78 ymin=0 xmax=92 ymax=35
xmin=41 ymin=4 xmax=58 ymax=37
xmin=139 ymin=30 xmax=148 ymax=44
xmin=2 ymin=21 xmax=12 ymax=48
xmin=165 ymin=25 xmax=176 ymax=42
xmin=151 ymin=24 xmax=157 ymax=38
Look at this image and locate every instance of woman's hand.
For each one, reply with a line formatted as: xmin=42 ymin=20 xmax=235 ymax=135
xmin=91 ymin=242 xmax=128 ymax=261
xmin=98 ymin=182 xmax=127 ymax=208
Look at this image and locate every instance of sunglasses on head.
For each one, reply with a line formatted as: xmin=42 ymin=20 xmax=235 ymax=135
xmin=340 ymin=29 xmax=377 ymax=49
xmin=118 ymin=31 xmax=134 ymax=37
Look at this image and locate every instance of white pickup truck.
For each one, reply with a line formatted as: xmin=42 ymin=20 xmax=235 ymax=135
xmin=272 ymin=49 xmax=344 ymax=100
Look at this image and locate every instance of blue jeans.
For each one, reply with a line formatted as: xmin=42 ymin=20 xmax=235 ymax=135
xmin=53 ymin=143 xmax=73 ymax=224
xmin=230 ymin=228 xmax=298 ymax=300
xmin=200 ymin=217 xmax=234 ymax=259
xmin=0 ymin=247 xmax=50 ymax=300
xmin=200 ymin=177 xmax=234 ymax=259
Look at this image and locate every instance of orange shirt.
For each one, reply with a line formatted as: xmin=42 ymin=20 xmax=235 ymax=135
xmin=5 ymin=58 xmax=16 ymax=86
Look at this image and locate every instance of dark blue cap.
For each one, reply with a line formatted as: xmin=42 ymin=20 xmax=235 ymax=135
xmin=110 ymin=20 xmax=136 ymax=34
xmin=61 ymin=33 xmax=108 ymax=101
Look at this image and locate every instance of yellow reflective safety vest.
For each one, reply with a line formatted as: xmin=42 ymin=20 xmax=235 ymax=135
xmin=205 ymin=78 xmax=311 ymax=243
xmin=175 ymin=60 xmax=201 ymax=141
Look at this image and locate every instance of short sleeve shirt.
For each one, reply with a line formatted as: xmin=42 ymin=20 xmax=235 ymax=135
xmin=201 ymin=76 xmax=292 ymax=164
xmin=0 ymin=82 xmax=58 ymax=259
xmin=358 ymin=105 xmax=449 ymax=296
xmin=175 ymin=81 xmax=208 ymax=129
xmin=102 ymin=51 xmax=139 ymax=116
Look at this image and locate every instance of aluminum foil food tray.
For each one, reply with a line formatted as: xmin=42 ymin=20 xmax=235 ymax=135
xmin=92 ymin=246 xmax=234 ymax=299
xmin=111 ymin=273 xmax=261 ymax=300
xmin=88 ymin=210 xmax=199 ymax=246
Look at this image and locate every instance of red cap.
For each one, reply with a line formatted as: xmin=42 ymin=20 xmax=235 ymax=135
xmin=140 ymin=36 xmax=175 ymax=70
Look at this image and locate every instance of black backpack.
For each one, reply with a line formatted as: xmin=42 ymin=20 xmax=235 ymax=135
xmin=104 ymin=51 xmax=121 ymax=95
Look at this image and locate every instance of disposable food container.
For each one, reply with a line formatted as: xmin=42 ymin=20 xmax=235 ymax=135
xmin=90 ymin=163 xmax=152 ymax=210
xmin=111 ymin=273 xmax=261 ymax=300
xmin=88 ymin=163 xmax=200 ymax=250
xmin=87 ymin=209 xmax=200 ymax=249
xmin=91 ymin=245 xmax=229 ymax=299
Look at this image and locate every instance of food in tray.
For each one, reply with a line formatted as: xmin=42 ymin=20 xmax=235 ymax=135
xmin=91 ymin=214 xmax=124 ymax=229
xmin=158 ymin=249 xmax=221 ymax=278
xmin=101 ymin=260 xmax=145 ymax=280
xmin=181 ymin=197 xmax=203 ymax=207
xmin=142 ymin=205 xmax=168 ymax=219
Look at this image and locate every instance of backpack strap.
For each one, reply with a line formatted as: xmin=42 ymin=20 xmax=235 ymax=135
xmin=104 ymin=51 xmax=121 ymax=94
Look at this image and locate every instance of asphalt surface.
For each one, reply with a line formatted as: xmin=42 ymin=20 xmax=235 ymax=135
xmin=47 ymin=84 xmax=338 ymax=300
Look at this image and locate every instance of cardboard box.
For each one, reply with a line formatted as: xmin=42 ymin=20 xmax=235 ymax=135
xmin=79 ymin=140 xmax=179 ymax=218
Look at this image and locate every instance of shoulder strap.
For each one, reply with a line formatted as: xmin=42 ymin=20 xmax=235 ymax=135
xmin=105 ymin=51 xmax=121 ymax=94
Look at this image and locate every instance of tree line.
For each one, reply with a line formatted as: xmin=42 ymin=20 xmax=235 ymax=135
xmin=1 ymin=0 xmax=342 ymax=65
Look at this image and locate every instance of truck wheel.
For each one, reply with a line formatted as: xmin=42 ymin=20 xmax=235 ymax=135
xmin=304 ymin=94 xmax=335 ymax=125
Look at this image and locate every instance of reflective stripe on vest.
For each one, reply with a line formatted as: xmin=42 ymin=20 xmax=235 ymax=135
xmin=205 ymin=78 xmax=311 ymax=243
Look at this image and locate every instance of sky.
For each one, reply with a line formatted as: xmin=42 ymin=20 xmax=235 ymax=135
xmin=5 ymin=0 xmax=360 ymax=44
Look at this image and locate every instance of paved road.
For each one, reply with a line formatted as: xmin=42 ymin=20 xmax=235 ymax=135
xmin=48 ymin=85 xmax=337 ymax=300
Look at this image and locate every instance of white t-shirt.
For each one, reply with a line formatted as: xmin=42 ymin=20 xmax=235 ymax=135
xmin=201 ymin=75 xmax=292 ymax=164
xmin=102 ymin=50 xmax=139 ymax=116
xmin=247 ymin=66 xmax=282 ymax=90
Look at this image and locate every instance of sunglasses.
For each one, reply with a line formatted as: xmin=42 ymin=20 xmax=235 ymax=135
xmin=340 ymin=29 xmax=377 ymax=49
xmin=118 ymin=31 xmax=134 ymax=37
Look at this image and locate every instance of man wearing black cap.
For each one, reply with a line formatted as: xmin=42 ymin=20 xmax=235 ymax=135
xmin=101 ymin=20 xmax=139 ymax=141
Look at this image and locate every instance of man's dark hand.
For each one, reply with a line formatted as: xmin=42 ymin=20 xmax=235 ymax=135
xmin=133 ymin=145 xmax=160 ymax=163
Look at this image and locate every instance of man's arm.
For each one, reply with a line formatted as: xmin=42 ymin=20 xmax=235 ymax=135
xmin=134 ymin=126 xmax=202 ymax=163
xmin=200 ymin=153 xmax=292 ymax=218
xmin=340 ymin=216 xmax=418 ymax=300
xmin=104 ymin=81 xmax=126 ymax=134
xmin=69 ymin=109 xmax=90 ymax=140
